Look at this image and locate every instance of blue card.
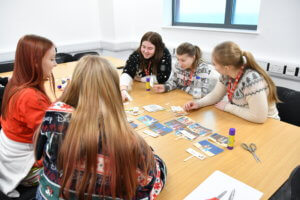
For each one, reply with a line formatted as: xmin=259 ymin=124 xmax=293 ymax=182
xmin=130 ymin=122 xmax=138 ymax=129
xmin=164 ymin=119 xmax=186 ymax=130
xmin=149 ymin=123 xmax=173 ymax=136
xmin=137 ymin=115 xmax=158 ymax=126
xmin=194 ymin=140 xmax=224 ymax=157
xmin=187 ymin=123 xmax=212 ymax=136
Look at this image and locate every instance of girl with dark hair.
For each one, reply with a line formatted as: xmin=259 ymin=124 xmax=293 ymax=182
xmin=120 ymin=31 xmax=172 ymax=101
xmin=184 ymin=41 xmax=280 ymax=123
xmin=0 ymin=35 xmax=56 ymax=197
xmin=153 ymin=42 xmax=219 ymax=96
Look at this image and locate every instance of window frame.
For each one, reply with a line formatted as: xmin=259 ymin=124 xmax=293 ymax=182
xmin=172 ymin=0 xmax=258 ymax=30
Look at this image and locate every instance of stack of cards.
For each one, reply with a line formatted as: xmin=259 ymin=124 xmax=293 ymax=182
xmin=194 ymin=140 xmax=224 ymax=157
xmin=164 ymin=119 xmax=186 ymax=130
xmin=176 ymin=116 xmax=195 ymax=126
xmin=175 ymin=128 xmax=199 ymax=140
xmin=125 ymin=107 xmax=142 ymax=116
xmin=143 ymin=104 xmax=165 ymax=112
xmin=208 ymin=133 xmax=228 ymax=147
xmin=137 ymin=115 xmax=158 ymax=126
xmin=149 ymin=123 xmax=173 ymax=136
xmin=187 ymin=123 xmax=212 ymax=136
xmin=171 ymin=106 xmax=187 ymax=116
xmin=143 ymin=130 xmax=159 ymax=138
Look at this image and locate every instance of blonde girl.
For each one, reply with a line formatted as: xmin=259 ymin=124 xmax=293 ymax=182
xmin=184 ymin=41 xmax=280 ymax=123
xmin=35 ymin=56 xmax=167 ymax=200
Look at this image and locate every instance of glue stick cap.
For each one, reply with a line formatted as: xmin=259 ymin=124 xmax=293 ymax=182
xmin=229 ymin=128 xmax=235 ymax=135
xmin=57 ymin=85 xmax=62 ymax=89
xmin=146 ymin=77 xmax=150 ymax=82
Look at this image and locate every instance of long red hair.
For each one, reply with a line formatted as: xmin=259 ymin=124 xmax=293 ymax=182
xmin=57 ymin=56 xmax=155 ymax=199
xmin=1 ymin=34 xmax=55 ymax=118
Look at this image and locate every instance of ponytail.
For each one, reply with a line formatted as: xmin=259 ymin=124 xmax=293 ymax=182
xmin=176 ymin=42 xmax=203 ymax=69
xmin=243 ymin=51 xmax=280 ymax=103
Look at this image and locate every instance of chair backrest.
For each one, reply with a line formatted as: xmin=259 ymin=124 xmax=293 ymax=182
xmin=276 ymin=86 xmax=300 ymax=126
xmin=0 ymin=185 xmax=37 ymax=200
xmin=55 ymin=53 xmax=74 ymax=64
xmin=73 ymin=51 xmax=99 ymax=61
xmin=290 ymin=165 xmax=300 ymax=200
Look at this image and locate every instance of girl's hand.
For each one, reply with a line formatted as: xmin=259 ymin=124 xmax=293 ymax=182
xmin=215 ymin=100 xmax=228 ymax=111
xmin=153 ymin=84 xmax=165 ymax=93
xmin=121 ymin=90 xmax=129 ymax=102
xmin=184 ymin=101 xmax=199 ymax=111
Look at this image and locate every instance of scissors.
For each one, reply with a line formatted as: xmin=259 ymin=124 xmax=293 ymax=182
xmin=241 ymin=143 xmax=261 ymax=162
xmin=207 ymin=189 xmax=235 ymax=200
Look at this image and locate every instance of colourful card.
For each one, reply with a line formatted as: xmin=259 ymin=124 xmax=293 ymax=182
xmin=187 ymin=123 xmax=212 ymax=136
xmin=194 ymin=140 xmax=224 ymax=157
xmin=143 ymin=104 xmax=165 ymax=112
xmin=164 ymin=119 xmax=186 ymax=130
xmin=176 ymin=116 xmax=195 ymax=126
xmin=208 ymin=133 xmax=228 ymax=147
xmin=137 ymin=115 xmax=158 ymax=126
xmin=149 ymin=123 xmax=173 ymax=136
xmin=175 ymin=128 xmax=199 ymax=140
xmin=130 ymin=122 xmax=138 ymax=129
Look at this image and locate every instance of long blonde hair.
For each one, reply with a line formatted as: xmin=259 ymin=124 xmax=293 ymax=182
xmin=57 ymin=55 xmax=155 ymax=199
xmin=212 ymin=41 xmax=279 ymax=103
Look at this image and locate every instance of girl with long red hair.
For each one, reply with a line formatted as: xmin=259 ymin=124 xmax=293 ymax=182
xmin=0 ymin=35 xmax=56 ymax=197
xmin=35 ymin=55 xmax=167 ymax=200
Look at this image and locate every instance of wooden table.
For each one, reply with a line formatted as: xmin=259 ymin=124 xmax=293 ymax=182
xmin=126 ymin=81 xmax=300 ymax=200
xmin=1 ymin=56 xmax=300 ymax=200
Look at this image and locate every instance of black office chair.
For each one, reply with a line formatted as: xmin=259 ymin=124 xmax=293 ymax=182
xmin=0 ymin=61 xmax=14 ymax=73
xmin=73 ymin=51 xmax=99 ymax=61
xmin=55 ymin=53 xmax=74 ymax=64
xmin=269 ymin=165 xmax=300 ymax=200
xmin=0 ymin=185 xmax=37 ymax=200
xmin=276 ymin=86 xmax=300 ymax=126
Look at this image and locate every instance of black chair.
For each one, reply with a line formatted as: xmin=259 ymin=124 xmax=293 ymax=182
xmin=276 ymin=86 xmax=300 ymax=126
xmin=55 ymin=53 xmax=74 ymax=64
xmin=0 ymin=185 xmax=37 ymax=200
xmin=0 ymin=61 xmax=14 ymax=73
xmin=269 ymin=165 xmax=300 ymax=200
xmin=73 ymin=51 xmax=99 ymax=61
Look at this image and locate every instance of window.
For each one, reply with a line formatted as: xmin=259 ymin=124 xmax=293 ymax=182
xmin=172 ymin=0 xmax=260 ymax=30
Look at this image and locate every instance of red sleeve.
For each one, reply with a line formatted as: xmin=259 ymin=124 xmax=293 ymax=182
xmin=17 ymin=89 xmax=51 ymax=131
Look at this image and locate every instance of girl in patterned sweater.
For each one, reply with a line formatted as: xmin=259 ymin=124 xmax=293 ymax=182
xmin=153 ymin=42 xmax=219 ymax=96
xmin=35 ymin=56 xmax=167 ymax=200
xmin=184 ymin=41 xmax=280 ymax=123
xmin=120 ymin=31 xmax=172 ymax=101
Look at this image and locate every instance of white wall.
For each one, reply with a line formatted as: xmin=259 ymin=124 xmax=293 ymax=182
xmin=98 ymin=0 xmax=300 ymax=90
xmin=1 ymin=0 xmax=299 ymax=89
xmin=0 ymin=0 xmax=101 ymax=61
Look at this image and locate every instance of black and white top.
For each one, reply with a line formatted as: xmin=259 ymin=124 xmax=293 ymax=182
xmin=120 ymin=48 xmax=172 ymax=89
xmin=164 ymin=62 xmax=219 ymax=96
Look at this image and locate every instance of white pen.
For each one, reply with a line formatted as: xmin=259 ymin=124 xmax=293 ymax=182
xmin=183 ymin=155 xmax=194 ymax=162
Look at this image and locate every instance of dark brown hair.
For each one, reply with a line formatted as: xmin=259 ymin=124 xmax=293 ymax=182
xmin=176 ymin=42 xmax=203 ymax=69
xmin=137 ymin=31 xmax=165 ymax=75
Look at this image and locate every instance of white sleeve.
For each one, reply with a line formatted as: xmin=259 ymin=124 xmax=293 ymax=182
xmin=224 ymin=90 xmax=268 ymax=123
xmin=196 ymin=81 xmax=227 ymax=107
xmin=120 ymin=73 xmax=133 ymax=91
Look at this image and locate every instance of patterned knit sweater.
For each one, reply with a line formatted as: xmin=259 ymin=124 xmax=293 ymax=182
xmin=164 ymin=62 xmax=219 ymax=96
xmin=35 ymin=102 xmax=167 ymax=200
xmin=195 ymin=68 xmax=279 ymax=123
